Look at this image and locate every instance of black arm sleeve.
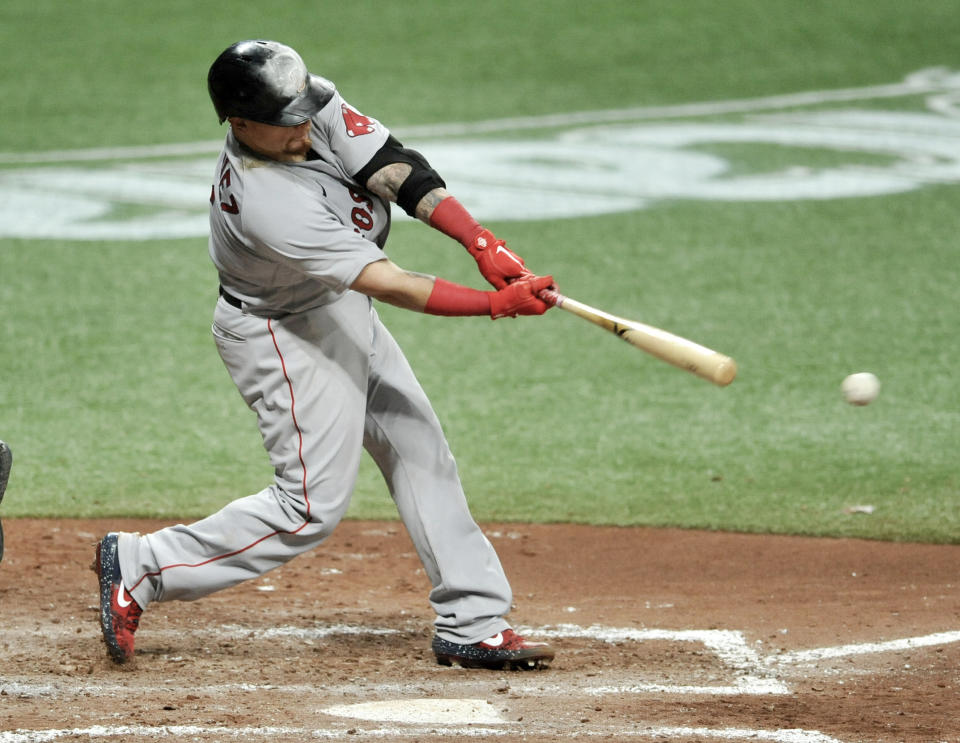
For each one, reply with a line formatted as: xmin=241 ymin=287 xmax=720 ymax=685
xmin=352 ymin=134 xmax=446 ymax=217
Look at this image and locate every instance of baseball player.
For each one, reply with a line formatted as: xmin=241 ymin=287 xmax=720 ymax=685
xmin=92 ymin=40 xmax=556 ymax=671
xmin=0 ymin=440 xmax=10 ymax=563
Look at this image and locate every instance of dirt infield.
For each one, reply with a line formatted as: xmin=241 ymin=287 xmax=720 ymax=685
xmin=1 ymin=518 xmax=958 ymax=742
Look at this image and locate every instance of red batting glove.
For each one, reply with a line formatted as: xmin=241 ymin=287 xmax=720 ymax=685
xmin=467 ymin=229 xmax=533 ymax=290
xmin=489 ymin=274 xmax=555 ymax=319
xmin=428 ymin=197 xmax=533 ymax=289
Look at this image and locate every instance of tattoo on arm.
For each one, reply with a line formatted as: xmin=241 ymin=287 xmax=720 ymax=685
xmin=414 ymin=188 xmax=449 ymax=222
xmin=365 ymin=163 xmax=450 ymax=223
xmin=366 ymin=162 xmax=412 ymax=202
xmin=403 ymin=269 xmax=436 ymax=282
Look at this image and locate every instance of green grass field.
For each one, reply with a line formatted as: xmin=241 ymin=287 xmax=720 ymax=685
xmin=1 ymin=0 xmax=958 ymax=543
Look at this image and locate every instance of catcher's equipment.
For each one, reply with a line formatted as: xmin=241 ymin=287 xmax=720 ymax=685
xmin=0 ymin=440 xmax=10 ymax=563
xmin=208 ymin=40 xmax=335 ymax=126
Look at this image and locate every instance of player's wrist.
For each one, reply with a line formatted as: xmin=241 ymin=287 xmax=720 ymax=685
xmin=428 ymin=196 xmax=482 ymax=248
xmin=424 ymin=278 xmax=493 ymax=317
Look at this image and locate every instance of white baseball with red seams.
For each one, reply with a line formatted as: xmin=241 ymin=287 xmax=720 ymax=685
xmin=842 ymin=372 xmax=880 ymax=406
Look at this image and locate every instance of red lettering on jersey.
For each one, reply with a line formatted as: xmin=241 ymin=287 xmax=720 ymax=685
xmin=216 ymin=166 xmax=240 ymax=214
xmin=341 ymin=104 xmax=376 ymax=137
xmin=349 ymin=189 xmax=373 ymax=208
xmin=351 ymin=206 xmax=373 ymax=231
xmin=220 ymin=195 xmax=239 ymax=214
xmin=348 ymin=189 xmax=375 ymax=233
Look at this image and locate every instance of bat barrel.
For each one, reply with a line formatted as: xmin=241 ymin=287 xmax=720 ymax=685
xmin=710 ymin=356 xmax=738 ymax=386
xmin=540 ymin=289 xmax=737 ymax=387
xmin=619 ymin=323 xmax=737 ymax=386
xmin=693 ymin=353 xmax=737 ymax=386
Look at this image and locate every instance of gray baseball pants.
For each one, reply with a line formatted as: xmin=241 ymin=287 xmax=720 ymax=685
xmin=117 ymin=291 xmax=512 ymax=644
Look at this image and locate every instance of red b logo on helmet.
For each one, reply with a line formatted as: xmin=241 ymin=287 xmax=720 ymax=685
xmin=341 ymin=104 xmax=376 ymax=137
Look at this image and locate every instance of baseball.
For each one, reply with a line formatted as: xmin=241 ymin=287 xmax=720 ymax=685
xmin=842 ymin=372 xmax=880 ymax=406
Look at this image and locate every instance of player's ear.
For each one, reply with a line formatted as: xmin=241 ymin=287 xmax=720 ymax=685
xmin=228 ymin=117 xmax=248 ymax=131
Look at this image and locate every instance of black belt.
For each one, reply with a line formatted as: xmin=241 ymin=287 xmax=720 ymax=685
xmin=218 ymin=285 xmax=243 ymax=309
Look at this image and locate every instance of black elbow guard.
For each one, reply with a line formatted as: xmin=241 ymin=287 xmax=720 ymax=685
xmin=354 ymin=135 xmax=446 ymax=217
xmin=396 ymin=166 xmax=445 ymax=217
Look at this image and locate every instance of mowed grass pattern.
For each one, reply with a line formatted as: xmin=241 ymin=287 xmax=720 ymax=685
xmin=0 ymin=1 xmax=957 ymax=542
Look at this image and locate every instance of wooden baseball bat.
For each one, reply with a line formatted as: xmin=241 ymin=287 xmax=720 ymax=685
xmin=539 ymin=289 xmax=737 ymax=386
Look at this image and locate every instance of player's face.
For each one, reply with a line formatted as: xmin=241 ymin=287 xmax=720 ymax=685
xmin=230 ymin=118 xmax=313 ymax=163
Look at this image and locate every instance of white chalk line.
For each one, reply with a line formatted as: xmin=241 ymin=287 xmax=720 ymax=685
xmin=218 ymin=622 xmax=401 ymax=640
xmin=526 ymin=623 xmax=790 ymax=695
xmin=0 ymin=622 xmax=786 ymax=697
xmin=0 ymin=725 xmax=505 ymax=742
xmin=768 ymin=629 xmax=960 ymax=666
xmin=2 ymin=67 xmax=958 ymax=165
xmin=8 ymin=622 xmax=956 ymax=743
xmin=5 ymin=621 xmax=958 ymax=703
xmin=0 ymin=724 xmax=847 ymax=743
xmin=2 ymin=621 xmax=402 ymax=642
xmin=323 ymin=698 xmax=505 ymax=725
xmin=0 ymin=678 xmax=785 ymax=702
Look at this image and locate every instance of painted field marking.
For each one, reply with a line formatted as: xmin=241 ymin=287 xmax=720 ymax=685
xmin=217 ymin=622 xmax=401 ymax=640
xmin=8 ymin=622 xmax=959 ymax=743
xmin=0 ymin=725 xmax=508 ymax=742
xmin=3 ymin=67 xmax=959 ymax=165
xmin=0 ymin=725 xmax=847 ymax=743
xmin=768 ymin=629 xmax=960 ymax=666
xmin=627 ymin=728 xmax=844 ymax=742
xmin=4 ymin=68 xmax=960 ymax=239
xmin=322 ymin=698 xmax=504 ymax=725
xmin=526 ymin=623 xmax=790 ymax=695
xmin=5 ymin=622 xmax=959 ymax=701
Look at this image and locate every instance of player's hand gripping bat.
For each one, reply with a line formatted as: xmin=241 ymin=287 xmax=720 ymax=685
xmin=538 ymin=288 xmax=737 ymax=386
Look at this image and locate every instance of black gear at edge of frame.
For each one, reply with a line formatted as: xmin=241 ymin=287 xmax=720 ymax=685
xmin=0 ymin=440 xmax=11 ymax=564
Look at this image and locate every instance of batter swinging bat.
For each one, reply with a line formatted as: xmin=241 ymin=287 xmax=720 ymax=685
xmin=539 ymin=289 xmax=737 ymax=387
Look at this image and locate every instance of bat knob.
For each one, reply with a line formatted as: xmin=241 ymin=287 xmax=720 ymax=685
xmin=537 ymin=289 xmax=562 ymax=307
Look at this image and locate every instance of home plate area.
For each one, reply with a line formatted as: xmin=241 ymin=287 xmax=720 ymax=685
xmin=0 ymin=519 xmax=958 ymax=741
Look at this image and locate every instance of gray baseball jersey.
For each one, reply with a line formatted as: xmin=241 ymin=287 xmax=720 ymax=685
xmin=114 ymin=88 xmax=514 ymax=644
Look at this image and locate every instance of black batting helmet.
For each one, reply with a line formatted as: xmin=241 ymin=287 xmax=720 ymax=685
xmin=207 ymin=40 xmax=335 ymax=126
